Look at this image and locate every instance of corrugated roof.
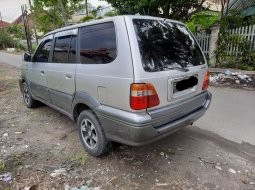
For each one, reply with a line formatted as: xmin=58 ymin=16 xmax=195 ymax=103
xmin=0 ymin=20 xmax=10 ymax=28
xmin=228 ymin=0 xmax=255 ymax=11
xmin=241 ymin=6 xmax=255 ymax=16
xmin=224 ymin=0 xmax=255 ymax=16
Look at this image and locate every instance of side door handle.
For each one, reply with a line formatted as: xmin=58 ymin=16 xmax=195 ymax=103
xmin=41 ymin=71 xmax=45 ymax=75
xmin=65 ymin=74 xmax=72 ymax=79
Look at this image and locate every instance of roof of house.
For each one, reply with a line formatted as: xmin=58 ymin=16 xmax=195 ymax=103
xmin=241 ymin=5 xmax=255 ymax=16
xmin=12 ymin=15 xmax=25 ymax=24
xmin=12 ymin=13 xmax=32 ymax=24
xmin=0 ymin=20 xmax=10 ymax=28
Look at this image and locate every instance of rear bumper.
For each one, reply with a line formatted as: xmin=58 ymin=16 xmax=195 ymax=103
xmin=96 ymin=91 xmax=212 ymax=146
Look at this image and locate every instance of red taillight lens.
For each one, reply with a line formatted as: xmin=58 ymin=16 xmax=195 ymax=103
xmin=202 ymin=71 xmax=210 ymax=90
xmin=130 ymin=83 xmax=160 ymax=110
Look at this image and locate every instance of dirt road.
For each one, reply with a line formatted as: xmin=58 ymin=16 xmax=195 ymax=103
xmin=0 ymin=63 xmax=255 ymax=190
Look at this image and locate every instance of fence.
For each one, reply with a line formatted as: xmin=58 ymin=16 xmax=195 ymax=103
xmin=194 ymin=24 xmax=255 ymax=59
xmin=227 ymin=24 xmax=255 ymax=56
xmin=194 ymin=32 xmax=210 ymax=56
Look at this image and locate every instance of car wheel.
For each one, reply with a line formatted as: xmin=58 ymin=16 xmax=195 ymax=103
xmin=22 ymin=82 xmax=37 ymax=108
xmin=78 ymin=110 xmax=111 ymax=157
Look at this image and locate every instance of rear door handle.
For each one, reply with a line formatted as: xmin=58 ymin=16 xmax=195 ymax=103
xmin=65 ymin=74 xmax=72 ymax=79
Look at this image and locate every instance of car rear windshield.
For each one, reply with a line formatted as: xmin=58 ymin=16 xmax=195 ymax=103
xmin=133 ymin=19 xmax=205 ymax=72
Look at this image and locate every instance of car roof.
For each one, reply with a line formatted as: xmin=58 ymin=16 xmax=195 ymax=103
xmin=44 ymin=15 xmax=184 ymax=38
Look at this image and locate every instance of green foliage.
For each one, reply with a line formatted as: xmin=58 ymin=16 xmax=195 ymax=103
xmin=105 ymin=0 xmax=206 ymax=21
xmin=97 ymin=16 xmax=103 ymax=20
xmin=18 ymin=43 xmax=26 ymax=51
xmin=226 ymin=11 xmax=255 ymax=28
xmin=215 ymin=13 xmax=255 ymax=71
xmin=32 ymin=44 xmax=38 ymax=53
xmin=80 ymin=6 xmax=104 ymax=22
xmin=0 ymin=30 xmax=15 ymax=49
xmin=104 ymin=10 xmax=118 ymax=17
xmin=185 ymin=11 xmax=219 ymax=33
xmin=80 ymin=16 xmax=94 ymax=22
xmin=32 ymin=0 xmax=84 ymax=34
xmin=90 ymin=6 xmax=102 ymax=19
xmin=6 ymin=24 xmax=26 ymax=39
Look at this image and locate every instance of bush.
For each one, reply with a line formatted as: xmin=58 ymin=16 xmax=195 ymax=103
xmin=18 ymin=43 xmax=26 ymax=51
xmin=0 ymin=30 xmax=15 ymax=49
xmin=96 ymin=16 xmax=103 ymax=20
xmin=104 ymin=10 xmax=118 ymax=17
xmin=32 ymin=44 xmax=38 ymax=53
xmin=80 ymin=16 xmax=94 ymax=22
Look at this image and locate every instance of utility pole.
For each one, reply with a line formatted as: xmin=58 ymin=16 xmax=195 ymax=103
xmin=21 ymin=5 xmax=32 ymax=54
xmin=85 ymin=0 xmax=88 ymax=16
xmin=28 ymin=0 xmax=39 ymax=45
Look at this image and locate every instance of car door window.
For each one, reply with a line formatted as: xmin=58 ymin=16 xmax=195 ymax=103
xmin=34 ymin=39 xmax=52 ymax=63
xmin=52 ymin=36 xmax=71 ymax=63
xmin=79 ymin=22 xmax=117 ymax=64
xmin=52 ymin=35 xmax=77 ymax=63
xmin=68 ymin=36 xmax=77 ymax=63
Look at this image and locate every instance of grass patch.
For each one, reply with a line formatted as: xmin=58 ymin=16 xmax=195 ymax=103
xmin=61 ymin=153 xmax=88 ymax=170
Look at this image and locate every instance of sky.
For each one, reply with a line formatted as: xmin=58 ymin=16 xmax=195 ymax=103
xmin=0 ymin=0 xmax=109 ymax=23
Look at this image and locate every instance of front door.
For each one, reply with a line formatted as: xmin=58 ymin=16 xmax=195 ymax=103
xmin=27 ymin=35 xmax=53 ymax=102
xmin=47 ymin=29 xmax=78 ymax=113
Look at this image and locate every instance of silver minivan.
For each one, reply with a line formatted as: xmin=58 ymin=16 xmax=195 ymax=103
xmin=20 ymin=15 xmax=212 ymax=156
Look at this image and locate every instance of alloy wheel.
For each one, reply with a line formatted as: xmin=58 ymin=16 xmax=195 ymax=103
xmin=80 ymin=119 xmax=98 ymax=149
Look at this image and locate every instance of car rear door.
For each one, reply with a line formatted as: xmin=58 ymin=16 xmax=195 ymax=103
xmin=27 ymin=35 xmax=53 ymax=102
xmin=125 ymin=16 xmax=208 ymax=110
xmin=46 ymin=29 xmax=78 ymax=113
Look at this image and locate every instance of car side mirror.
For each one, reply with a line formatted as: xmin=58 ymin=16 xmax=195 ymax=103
xmin=23 ymin=52 xmax=32 ymax=62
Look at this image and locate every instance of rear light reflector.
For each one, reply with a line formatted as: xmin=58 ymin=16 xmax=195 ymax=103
xmin=130 ymin=83 xmax=160 ymax=110
xmin=202 ymin=71 xmax=210 ymax=90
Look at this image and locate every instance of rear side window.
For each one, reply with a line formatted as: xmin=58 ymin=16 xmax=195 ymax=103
xmin=133 ymin=19 xmax=205 ymax=72
xmin=79 ymin=22 xmax=117 ymax=64
xmin=53 ymin=36 xmax=77 ymax=63
xmin=34 ymin=39 xmax=52 ymax=63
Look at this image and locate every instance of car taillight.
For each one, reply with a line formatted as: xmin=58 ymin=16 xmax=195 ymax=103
xmin=202 ymin=71 xmax=210 ymax=90
xmin=130 ymin=83 xmax=160 ymax=110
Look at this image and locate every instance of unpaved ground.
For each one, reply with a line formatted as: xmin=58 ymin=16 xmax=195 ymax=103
xmin=209 ymin=73 xmax=255 ymax=90
xmin=0 ymin=63 xmax=255 ymax=190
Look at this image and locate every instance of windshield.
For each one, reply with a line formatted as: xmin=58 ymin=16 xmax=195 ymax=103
xmin=133 ymin=19 xmax=205 ymax=72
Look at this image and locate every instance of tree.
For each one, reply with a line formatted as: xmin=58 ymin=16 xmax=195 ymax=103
xmin=90 ymin=6 xmax=102 ymax=19
xmin=6 ymin=24 xmax=26 ymax=39
xmin=185 ymin=11 xmax=220 ymax=32
xmin=32 ymin=0 xmax=84 ymax=34
xmin=0 ymin=30 xmax=15 ymax=49
xmin=219 ymin=0 xmax=230 ymax=18
xmin=105 ymin=0 xmax=207 ymax=21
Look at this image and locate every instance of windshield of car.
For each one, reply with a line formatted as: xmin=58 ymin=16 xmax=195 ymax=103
xmin=133 ymin=19 xmax=205 ymax=72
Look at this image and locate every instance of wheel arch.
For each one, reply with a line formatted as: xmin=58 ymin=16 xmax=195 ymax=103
xmin=19 ymin=73 xmax=30 ymax=92
xmin=72 ymin=92 xmax=101 ymax=123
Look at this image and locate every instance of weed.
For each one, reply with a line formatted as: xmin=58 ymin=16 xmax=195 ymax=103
xmin=0 ymin=161 xmax=6 ymax=171
xmin=61 ymin=153 xmax=88 ymax=170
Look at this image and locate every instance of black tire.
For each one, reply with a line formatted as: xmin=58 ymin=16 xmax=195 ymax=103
xmin=22 ymin=82 xmax=38 ymax=108
xmin=78 ymin=110 xmax=111 ymax=157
